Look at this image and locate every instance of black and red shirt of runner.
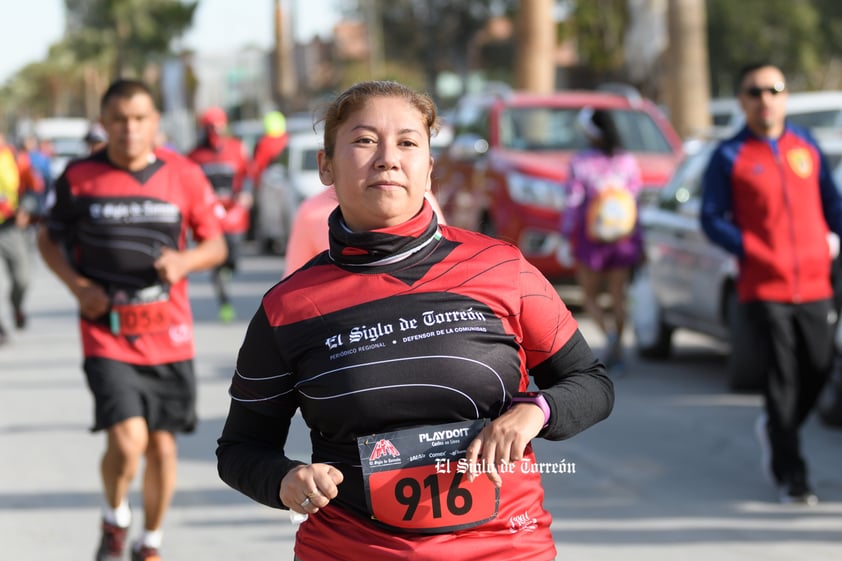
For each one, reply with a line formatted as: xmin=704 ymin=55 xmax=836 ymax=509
xmin=218 ymin=202 xmax=613 ymax=560
xmin=187 ymin=137 xmax=251 ymax=235
xmin=45 ymin=148 xmax=223 ymax=365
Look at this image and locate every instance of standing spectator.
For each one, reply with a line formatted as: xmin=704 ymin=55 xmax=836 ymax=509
xmin=701 ymin=62 xmax=842 ymax=505
xmin=217 ymin=80 xmax=613 ymax=561
xmin=0 ymin=133 xmax=41 ymax=343
xmin=187 ymin=107 xmax=252 ymax=323
xmin=560 ymin=107 xmax=643 ymax=370
xmin=37 ymin=78 xmax=227 ymax=560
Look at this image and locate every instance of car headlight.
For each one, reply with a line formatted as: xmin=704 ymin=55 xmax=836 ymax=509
xmin=506 ymin=171 xmax=566 ymax=210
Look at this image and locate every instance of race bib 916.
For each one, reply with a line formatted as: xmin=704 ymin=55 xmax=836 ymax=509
xmin=357 ymin=419 xmax=499 ymax=533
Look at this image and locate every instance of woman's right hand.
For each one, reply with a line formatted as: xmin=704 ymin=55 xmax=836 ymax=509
xmin=280 ymin=463 xmax=344 ymax=514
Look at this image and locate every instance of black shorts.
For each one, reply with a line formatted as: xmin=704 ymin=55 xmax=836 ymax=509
xmin=83 ymin=356 xmax=198 ymax=433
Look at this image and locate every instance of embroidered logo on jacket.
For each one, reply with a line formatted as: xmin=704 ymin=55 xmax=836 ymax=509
xmin=786 ymin=147 xmax=813 ymax=178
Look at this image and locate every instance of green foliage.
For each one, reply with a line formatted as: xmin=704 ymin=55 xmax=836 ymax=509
xmin=64 ymin=0 xmax=198 ymax=78
xmin=572 ymin=0 xmax=629 ymax=72
xmin=376 ymin=0 xmax=518 ymax=94
xmin=2 ymin=0 xmax=199 ymax=129
xmin=707 ymin=0 xmax=826 ymax=94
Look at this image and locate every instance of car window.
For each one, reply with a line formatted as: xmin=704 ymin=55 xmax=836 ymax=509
xmin=657 ymin=145 xmax=714 ymax=212
xmin=453 ymin=103 xmax=491 ymax=140
xmin=497 ymin=107 xmax=674 ymax=154
xmin=712 ymin=113 xmax=734 ymax=127
xmin=610 ymin=110 xmax=675 ymax=154
xmin=302 ymin=149 xmax=319 ymax=172
xmin=788 ymin=110 xmax=842 ymax=130
xmin=500 ymin=107 xmax=587 ymax=151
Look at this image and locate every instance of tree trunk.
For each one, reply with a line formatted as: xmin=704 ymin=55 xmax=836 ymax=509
xmin=515 ymin=0 xmax=556 ymax=92
xmin=665 ymin=0 xmax=711 ymax=139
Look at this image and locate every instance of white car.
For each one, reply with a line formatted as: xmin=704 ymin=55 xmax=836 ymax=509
xmin=33 ymin=117 xmax=90 ymax=178
xmin=708 ymin=90 xmax=842 ymax=138
xmin=630 ymin=138 xmax=842 ymax=391
xmin=255 ymin=130 xmax=324 ymax=254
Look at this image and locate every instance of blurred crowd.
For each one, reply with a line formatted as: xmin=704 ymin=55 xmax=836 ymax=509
xmin=0 ymin=109 xmax=292 ymax=346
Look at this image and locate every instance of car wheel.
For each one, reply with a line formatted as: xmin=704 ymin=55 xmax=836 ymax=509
xmin=725 ymin=290 xmax=766 ymax=392
xmin=629 ymin=265 xmax=673 ymax=358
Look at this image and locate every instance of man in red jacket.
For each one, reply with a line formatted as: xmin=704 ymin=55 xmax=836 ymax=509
xmin=187 ymin=107 xmax=252 ymax=322
xmin=702 ymin=62 xmax=842 ymax=505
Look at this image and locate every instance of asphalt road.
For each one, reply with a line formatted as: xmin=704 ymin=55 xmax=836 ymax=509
xmin=1 ymin=243 xmax=840 ymax=560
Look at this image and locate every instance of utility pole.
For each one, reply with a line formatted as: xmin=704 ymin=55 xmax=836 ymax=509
xmin=273 ymin=0 xmax=297 ymax=109
xmin=664 ymin=0 xmax=710 ymax=139
xmin=515 ymin=0 xmax=556 ymax=92
xmin=365 ymin=0 xmax=384 ymax=79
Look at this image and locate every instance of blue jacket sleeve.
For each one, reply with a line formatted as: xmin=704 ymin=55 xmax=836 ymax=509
xmin=700 ymin=144 xmax=745 ymax=258
xmin=815 ymin=143 xmax=842 ymax=238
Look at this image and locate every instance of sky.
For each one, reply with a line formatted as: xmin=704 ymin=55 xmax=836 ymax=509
xmin=0 ymin=0 xmax=339 ymax=84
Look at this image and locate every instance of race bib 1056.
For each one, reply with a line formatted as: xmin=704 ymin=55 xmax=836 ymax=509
xmin=357 ymin=419 xmax=499 ymax=533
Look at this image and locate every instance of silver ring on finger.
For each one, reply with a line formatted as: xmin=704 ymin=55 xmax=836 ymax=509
xmin=300 ymin=497 xmax=311 ymax=508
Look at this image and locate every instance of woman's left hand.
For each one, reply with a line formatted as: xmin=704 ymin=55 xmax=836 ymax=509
xmin=463 ymin=404 xmax=546 ymax=487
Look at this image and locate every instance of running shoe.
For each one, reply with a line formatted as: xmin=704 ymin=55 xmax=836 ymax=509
xmin=131 ymin=544 xmax=162 ymax=561
xmin=95 ymin=520 xmax=128 ymax=561
xmin=219 ymin=303 xmax=236 ymax=323
xmin=779 ymin=474 xmax=819 ymax=505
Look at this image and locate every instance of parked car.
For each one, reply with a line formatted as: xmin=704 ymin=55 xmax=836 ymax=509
xmin=630 ymin=137 xmax=842 ymax=391
xmin=255 ymin=130 xmax=323 ymax=254
xmin=433 ymin=85 xmax=684 ymax=280
xmin=707 ymin=90 xmax=842 ymax=138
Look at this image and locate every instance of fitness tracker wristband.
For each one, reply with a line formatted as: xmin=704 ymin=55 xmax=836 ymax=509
xmin=510 ymin=391 xmax=550 ymax=428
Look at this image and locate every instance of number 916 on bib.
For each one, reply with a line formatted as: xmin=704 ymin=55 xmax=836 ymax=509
xmin=357 ymin=419 xmax=499 ymax=533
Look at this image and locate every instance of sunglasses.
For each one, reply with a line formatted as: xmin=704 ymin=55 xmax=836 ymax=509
xmin=743 ymin=83 xmax=786 ymax=98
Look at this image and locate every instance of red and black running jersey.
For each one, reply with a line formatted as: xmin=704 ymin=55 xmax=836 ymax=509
xmin=45 ymin=148 xmax=223 ymax=365
xmin=188 ymin=137 xmax=250 ymax=234
xmin=187 ymin=136 xmax=249 ymax=196
xmin=217 ymin=202 xmax=613 ymax=560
